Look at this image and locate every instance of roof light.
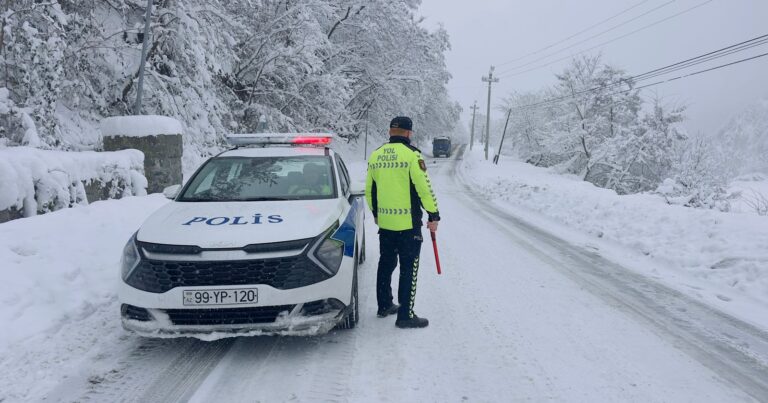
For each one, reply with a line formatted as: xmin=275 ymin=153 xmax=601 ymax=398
xmin=226 ymin=133 xmax=333 ymax=147
xmin=292 ymin=136 xmax=331 ymax=145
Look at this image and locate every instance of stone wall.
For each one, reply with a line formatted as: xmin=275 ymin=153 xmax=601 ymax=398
xmin=0 ymin=180 xmax=128 ymax=224
xmin=103 ymin=134 xmax=182 ymax=194
xmin=0 ymin=207 xmax=23 ymax=223
xmin=0 ymin=147 xmax=146 ymax=224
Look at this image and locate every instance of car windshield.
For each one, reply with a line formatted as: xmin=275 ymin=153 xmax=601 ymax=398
xmin=178 ymin=156 xmax=337 ymax=202
xmin=434 ymin=139 xmax=450 ymax=146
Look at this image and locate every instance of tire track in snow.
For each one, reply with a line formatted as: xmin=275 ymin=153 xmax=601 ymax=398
xmin=135 ymin=338 xmax=234 ymax=403
xmin=72 ymin=337 xmax=234 ymax=403
xmin=453 ymin=147 xmax=768 ymax=401
xmin=432 ymin=147 xmax=559 ymax=400
xmin=189 ymin=281 xmax=366 ymax=402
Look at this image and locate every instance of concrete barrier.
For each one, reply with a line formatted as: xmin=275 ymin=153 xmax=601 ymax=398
xmin=101 ymin=115 xmax=183 ymax=194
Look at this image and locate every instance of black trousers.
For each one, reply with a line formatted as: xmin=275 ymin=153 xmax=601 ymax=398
xmin=376 ymin=228 xmax=423 ymax=320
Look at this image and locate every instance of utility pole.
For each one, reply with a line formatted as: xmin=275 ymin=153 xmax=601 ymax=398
xmin=134 ymin=0 xmax=153 ymax=115
xmin=481 ymin=66 xmax=499 ymax=160
xmin=469 ymin=101 xmax=478 ymax=150
xmin=363 ymin=109 xmax=369 ymax=158
xmin=493 ymin=109 xmax=512 ymax=165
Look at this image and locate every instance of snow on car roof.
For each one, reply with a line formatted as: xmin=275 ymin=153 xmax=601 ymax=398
xmin=219 ymin=146 xmax=332 ymax=158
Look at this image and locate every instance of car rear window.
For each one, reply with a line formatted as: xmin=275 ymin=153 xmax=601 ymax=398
xmin=178 ymin=156 xmax=337 ymax=202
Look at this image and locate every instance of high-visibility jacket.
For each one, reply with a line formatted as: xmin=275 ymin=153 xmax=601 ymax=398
xmin=366 ymin=136 xmax=440 ymax=231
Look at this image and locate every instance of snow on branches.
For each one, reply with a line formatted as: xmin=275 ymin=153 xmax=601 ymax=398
xmin=0 ymin=0 xmax=459 ymax=160
xmin=500 ymin=56 xmax=700 ymax=194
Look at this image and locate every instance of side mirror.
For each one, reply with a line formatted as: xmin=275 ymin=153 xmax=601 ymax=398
xmin=350 ymin=181 xmax=365 ymax=197
xmin=163 ymin=184 xmax=181 ymax=199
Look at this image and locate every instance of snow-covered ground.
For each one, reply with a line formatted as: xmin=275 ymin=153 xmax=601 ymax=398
xmin=0 ymin=195 xmax=168 ymax=349
xmin=0 ymin=195 xmax=168 ymax=401
xmin=1 ymin=145 xmax=767 ymax=402
xmin=729 ymin=173 xmax=768 ymax=216
xmin=461 ymin=147 xmax=768 ymax=329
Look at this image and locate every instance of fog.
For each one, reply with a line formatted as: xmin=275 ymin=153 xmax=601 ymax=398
xmin=418 ymin=0 xmax=768 ymax=136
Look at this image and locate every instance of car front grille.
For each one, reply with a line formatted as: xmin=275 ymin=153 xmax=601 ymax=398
xmin=125 ymin=254 xmax=331 ymax=293
xmin=164 ymin=305 xmax=295 ymax=326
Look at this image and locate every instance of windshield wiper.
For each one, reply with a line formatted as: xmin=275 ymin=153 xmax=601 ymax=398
xmin=240 ymin=197 xmax=296 ymax=201
xmin=178 ymin=196 xmax=298 ymax=202
xmin=178 ymin=198 xmax=219 ymax=202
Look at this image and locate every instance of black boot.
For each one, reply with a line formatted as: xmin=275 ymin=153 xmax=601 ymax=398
xmin=396 ymin=314 xmax=429 ymax=328
xmin=377 ymin=304 xmax=400 ymax=318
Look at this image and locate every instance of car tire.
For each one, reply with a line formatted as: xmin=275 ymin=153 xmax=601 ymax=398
xmin=336 ymin=251 xmax=359 ymax=330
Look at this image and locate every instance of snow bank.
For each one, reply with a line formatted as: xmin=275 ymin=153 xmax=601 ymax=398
xmin=728 ymin=173 xmax=768 ymax=216
xmin=0 ymin=147 xmax=147 ymax=216
xmin=101 ymin=115 xmax=183 ymax=137
xmin=0 ymin=195 xmax=168 ymax=401
xmin=0 ymin=195 xmax=168 ymax=352
xmin=461 ymin=149 xmax=768 ymax=318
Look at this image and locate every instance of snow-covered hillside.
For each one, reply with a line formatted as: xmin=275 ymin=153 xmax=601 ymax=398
xmin=462 ymin=148 xmax=768 ymax=328
xmin=717 ymin=98 xmax=768 ymax=175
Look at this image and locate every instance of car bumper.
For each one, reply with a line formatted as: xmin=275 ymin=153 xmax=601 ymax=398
xmin=118 ymin=256 xmax=354 ymax=339
xmin=121 ymin=301 xmax=347 ymax=339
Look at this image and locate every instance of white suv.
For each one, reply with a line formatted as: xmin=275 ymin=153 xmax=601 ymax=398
xmin=119 ymin=134 xmax=365 ymax=337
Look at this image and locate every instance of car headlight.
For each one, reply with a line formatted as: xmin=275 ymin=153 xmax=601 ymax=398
xmin=310 ymin=224 xmax=344 ymax=275
xmin=120 ymin=232 xmax=141 ymax=280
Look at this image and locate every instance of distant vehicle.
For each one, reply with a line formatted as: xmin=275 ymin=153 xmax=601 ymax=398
xmin=432 ymin=137 xmax=452 ymax=158
xmin=119 ymin=133 xmax=365 ymax=337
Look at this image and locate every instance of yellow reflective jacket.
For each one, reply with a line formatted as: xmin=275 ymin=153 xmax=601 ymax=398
xmin=365 ymin=136 xmax=440 ymax=231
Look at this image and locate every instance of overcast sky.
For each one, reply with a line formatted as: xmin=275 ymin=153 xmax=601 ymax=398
xmin=417 ymin=0 xmax=768 ymax=135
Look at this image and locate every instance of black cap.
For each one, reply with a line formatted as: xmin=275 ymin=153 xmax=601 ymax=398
xmin=389 ymin=116 xmax=413 ymax=131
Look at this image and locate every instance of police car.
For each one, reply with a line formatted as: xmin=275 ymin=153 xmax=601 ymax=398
xmin=119 ymin=133 xmax=365 ymax=337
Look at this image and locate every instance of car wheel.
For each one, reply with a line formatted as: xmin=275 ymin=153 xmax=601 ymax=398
xmin=336 ymin=251 xmax=359 ymax=330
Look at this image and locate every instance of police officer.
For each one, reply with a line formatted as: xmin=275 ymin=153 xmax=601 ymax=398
xmin=365 ymin=116 xmax=440 ymax=329
xmin=289 ymin=163 xmax=331 ymax=196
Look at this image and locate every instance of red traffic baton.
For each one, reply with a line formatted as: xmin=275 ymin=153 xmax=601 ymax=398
xmin=430 ymin=231 xmax=442 ymax=275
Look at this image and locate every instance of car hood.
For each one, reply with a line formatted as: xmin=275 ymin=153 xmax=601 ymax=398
xmin=136 ymin=199 xmax=343 ymax=248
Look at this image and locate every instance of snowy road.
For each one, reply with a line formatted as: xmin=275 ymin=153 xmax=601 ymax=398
xmin=47 ymin=146 xmax=768 ymax=402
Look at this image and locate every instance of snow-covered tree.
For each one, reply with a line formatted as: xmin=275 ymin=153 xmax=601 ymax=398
xmin=601 ymin=97 xmax=686 ymax=194
xmin=501 ymin=91 xmax=547 ymax=162
xmin=716 ymin=97 xmax=768 ymax=175
xmin=1 ymin=1 xmax=68 ymax=147
xmin=500 ymin=55 xmax=692 ymax=195
xmin=546 ymin=55 xmax=642 ymax=184
xmin=0 ymin=0 xmax=460 ymax=164
xmin=661 ymin=136 xmax=735 ymax=209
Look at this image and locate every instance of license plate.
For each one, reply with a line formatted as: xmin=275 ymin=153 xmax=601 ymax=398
xmin=182 ymin=288 xmax=258 ymax=306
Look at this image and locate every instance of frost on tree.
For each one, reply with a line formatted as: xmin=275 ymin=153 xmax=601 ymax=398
xmin=503 ymin=55 xmax=689 ymax=195
xmin=0 ymin=0 xmax=459 ymax=169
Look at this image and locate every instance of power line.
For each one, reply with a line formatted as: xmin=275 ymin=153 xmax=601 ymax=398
xmin=627 ymin=39 xmax=768 ymax=86
xmin=497 ymin=0 xmax=714 ymax=79
xmin=498 ymin=0 xmax=675 ymax=73
xmin=510 ymin=50 xmax=768 ymax=112
xmin=567 ymin=34 xmax=768 ymax=103
xmin=630 ymin=35 xmax=768 ymax=82
xmin=496 ymin=0 xmax=652 ymax=67
xmin=531 ymin=34 xmax=768 ymax=107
